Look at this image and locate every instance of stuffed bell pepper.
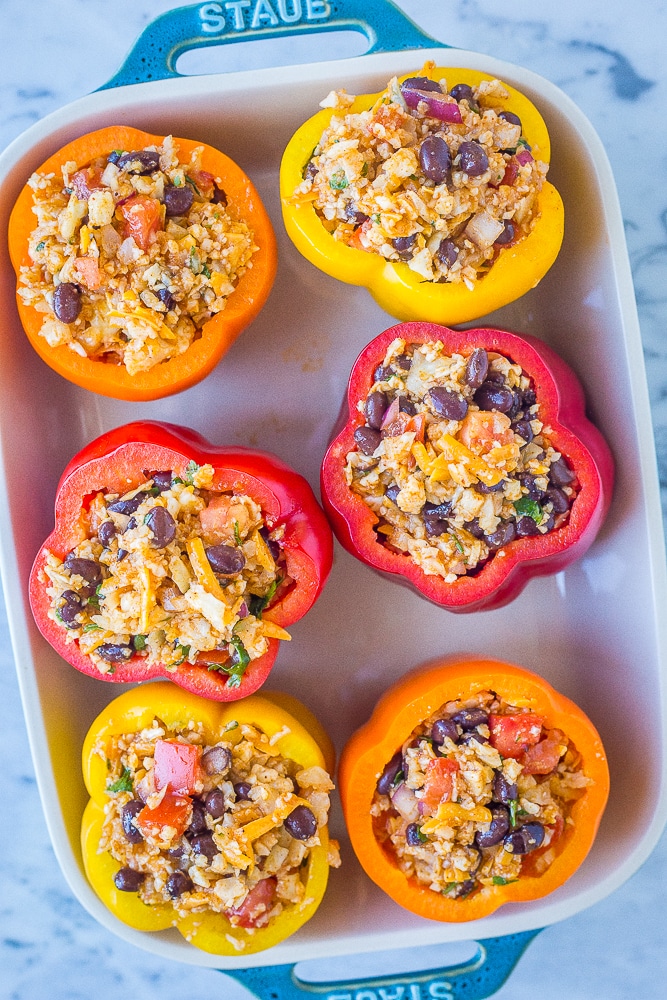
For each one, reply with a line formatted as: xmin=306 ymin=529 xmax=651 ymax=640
xmin=9 ymin=126 xmax=277 ymax=400
xmin=30 ymin=421 xmax=333 ymax=699
xmin=321 ymin=322 xmax=613 ymax=612
xmin=82 ymin=682 xmax=340 ymax=954
xmin=339 ymin=658 xmax=609 ymax=922
xmin=281 ymin=65 xmax=564 ymax=325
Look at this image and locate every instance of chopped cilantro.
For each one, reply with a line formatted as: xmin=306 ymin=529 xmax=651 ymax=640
xmin=392 ymin=769 xmax=404 ymax=787
xmin=83 ymin=623 xmax=102 ymax=633
xmin=513 ymin=496 xmax=543 ymax=523
xmin=173 ymin=643 xmax=191 ymax=665
xmin=451 ymin=532 xmax=465 ymax=555
xmin=509 ymin=798 xmax=520 ymax=827
xmin=208 ymin=637 xmax=251 ymax=689
xmin=189 ymin=247 xmax=202 ymax=274
xmin=133 ymin=634 xmax=147 ymax=651
xmin=414 ymin=825 xmax=428 ymax=843
xmin=106 ymin=767 xmax=133 ymax=794
xmin=184 ymin=460 xmax=200 ymax=485
xmin=329 ymin=169 xmax=349 ymax=191
xmin=35 ymin=240 xmax=46 ymax=251
xmin=233 ymin=520 xmax=243 ymax=546
xmin=185 ymin=174 xmax=201 ymax=194
xmin=492 ymin=875 xmax=518 ymax=886
xmin=361 ymin=161 xmax=369 ymax=177
xmin=173 ymin=176 xmax=182 ymax=187
xmin=85 ymin=584 xmax=104 ymax=610
xmin=224 ymin=720 xmax=239 ymax=732
xmin=517 ymin=138 xmax=532 ymax=151
xmin=201 ymin=263 xmax=211 ymax=279
xmin=248 ymin=577 xmax=281 ymax=619
xmin=441 ymin=883 xmax=459 ymax=896
xmin=372 ymin=213 xmax=381 ymax=224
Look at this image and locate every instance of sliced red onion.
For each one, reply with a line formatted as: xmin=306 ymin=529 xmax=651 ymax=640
xmin=380 ymin=397 xmax=401 ymax=431
xmin=390 ymin=782 xmax=419 ymax=822
xmin=515 ymin=149 xmax=534 ymax=165
xmin=401 ymin=87 xmax=463 ymax=124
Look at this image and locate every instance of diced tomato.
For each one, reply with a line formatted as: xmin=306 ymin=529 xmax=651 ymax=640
xmin=407 ymin=412 xmax=426 ymax=443
xmin=188 ymin=169 xmax=215 ymax=200
xmin=226 ymin=877 xmax=277 ymax=928
xmin=458 ymin=410 xmax=514 ymax=455
xmin=520 ymin=729 xmax=565 ymax=775
xmin=117 ymin=194 xmax=163 ymax=251
xmin=70 ymin=165 xmax=104 ymax=200
xmin=199 ymin=494 xmax=251 ymax=546
xmin=373 ymin=104 xmax=408 ymax=130
xmin=500 ymin=158 xmax=520 ymax=187
xmin=153 ymin=739 xmax=202 ymax=794
xmin=348 ymin=219 xmax=371 ymax=251
xmin=419 ymin=757 xmax=459 ymax=816
xmin=135 ymin=791 xmax=192 ymax=839
xmin=73 ymin=256 xmax=102 ymax=290
xmin=488 ymin=712 xmax=544 ymax=759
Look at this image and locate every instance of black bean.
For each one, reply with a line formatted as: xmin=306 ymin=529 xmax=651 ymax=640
xmin=475 ymin=805 xmax=510 ymax=849
xmin=499 ymin=110 xmax=522 ymax=128
xmin=450 ymin=83 xmax=479 ymax=112
xmin=204 ymin=789 xmax=226 ymax=819
xmin=435 ymin=239 xmax=459 ymax=269
xmin=519 ymin=473 xmax=544 ymax=499
xmin=427 ymin=386 xmax=468 ymax=421
xmin=457 ymin=141 xmax=489 ymax=176
xmin=114 ymin=867 xmax=145 ymax=892
xmin=116 ymin=149 xmax=160 ymax=174
xmin=485 ymin=520 xmax=517 ymax=550
xmin=474 ymin=479 xmax=505 ymax=495
xmin=146 ymin=471 xmax=172 ymax=492
xmin=392 ymin=234 xmax=417 ymax=260
xmin=96 ymin=643 xmax=134 ymax=662
xmin=53 ymin=282 xmax=81 ymax=324
xmin=121 ymin=800 xmax=144 ymax=844
xmin=431 ymin=717 xmax=458 ymax=745
xmin=451 ymin=708 xmax=488 ymax=731
xmin=463 ymin=519 xmax=485 ymax=539
xmin=345 ymin=204 xmax=369 ymax=226
xmin=456 ymin=879 xmax=477 ymax=897
xmin=474 ymin=381 xmax=515 ymax=413
xmin=354 ymin=426 xmax=381 ymax=456
xmin=398 ymin=395 xmax=416 ymax=416
xmin=202 ymin=746 xmax=232 ymax=776
xmin=187 ymin=800 xmax=207 ymax=836
xmin=549 ymin=456 xmax=575 ymax=487
xmin=401 ymin=76 xmax=442 ymax=93
xmin=492 ymin=772 xmax=518 ymax=804
xmin=516 ymin=515 xmax=540 ymax=537
xmin=157 ymin=287 xmax=175 ymax=311
xmin=512 ymin=418 xmax=533 ymax=444
xmin=494 ymin=221 xmax=515 ymax=245
xmin=145 ymin=505 xmax=176 ymax=548
xmin=423 ymin=501 xmax=453 ymax=538
xmin=405 ymin=823 xmax=425 ymax=846
xmin=205 ymin=544 xmax=245 ymax=575
xmin=423 ymin=501 xmax=453 ymax=519
xmin=418 ymin=135 xmax=451 ymax=184
xmin=521 ymin=388 xmax=537 ymax=409
xmin=63 ymin=554 xmax=102 ymax=587
xmin=163 ymin=183 xmax=194 ymax=217
xmin=212 ymin=184 xmax=228 ymax=205
xmin=424 ymin=518 xmax=449 ymax=538
xmin=107 ymin=150 xmax=122 ymax=165
xmin=97 ymin=521 xmax=117 ymax=547
xmin=464 ymin=348 xmax=488 ymax=389
xmin=126 ymin=517 xmax=137 ymax=532
xmin=234 ymin=781 xmax=252 ymax=800
xmin=365 ymin=390 xmax=389 ymax=430
xmin=376 ymin=750 xmax=403 ymax=795
xmin=117 ymin=549 xmax=128 ymax=561
xmin=374 ymin=364 xmax=393 ymax=382
xmin=394 ymin=353 xmax=412 ymax=371
xmin=544 ymin=487 xmax=570 ymax=514
xmin=107 ymin=492 xmax=145 ymax=515
xmin=460 ymin=731 xmax=486 ymax=746
xmin=284 ymin=804 xmax=317 ymax=841
xmin=166 ymin=871 xmax=194 ymax=898
xmin=58 ymin=590 xmax=83 ymax=628
xmin=385 ymin=483 xmax=401 ymax=503
xmin=259 ymin=525 xmax=281 ymax=560
xmin=191 ymin=832 xmax=219 ymax=861
xmin=541 ymin=511 xmax=556 ymax=532
xmin=504 ymin=822 xmax=545 ymax=854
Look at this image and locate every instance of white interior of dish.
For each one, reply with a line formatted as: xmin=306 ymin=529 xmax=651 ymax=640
xmin=0 ymin=48 xmax=666 ymax=970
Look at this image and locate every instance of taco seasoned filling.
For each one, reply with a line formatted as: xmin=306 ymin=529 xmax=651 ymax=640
xmin=372 ymin=690 xmax=591 ymax=898
xmin=293 ymin=69 xmax=548 ymax=288
xmin=19 ymin=136 xmax=257 ymax=374
xmin=41 ymin=463 xmax=290 ymax=681
xmin=345 ymin=337 xmax=577 ymax=579
xmin=98 ymin=716 xmax=339 ymax=925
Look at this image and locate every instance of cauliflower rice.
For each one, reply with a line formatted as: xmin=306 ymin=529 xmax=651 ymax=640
xmin=293 ymin=67 xmax=548 ymax=287
xmin=346 ymin=338 xmax=577 ymax=579
xmin=98 ymin=715 xmax=340 ymax=929
xmin=19 ymin=136 xmax=258 ymax=374
xmin=372 ymin=690 xmax=591 ymax=899
xmin=42 ymin=462 xmax=291 ymax=686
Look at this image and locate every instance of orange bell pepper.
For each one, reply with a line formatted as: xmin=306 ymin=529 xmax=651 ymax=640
xmin=339 ymin=657 xmax=609 ymax=922
xmin=8 ymin=125 xmax=277 ymax=401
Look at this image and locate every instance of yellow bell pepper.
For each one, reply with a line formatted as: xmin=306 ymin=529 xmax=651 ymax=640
xmin=280 ymin=68 xmax=564 ymax=326
xmin=81 ymin=683 xmax=336 ymax=955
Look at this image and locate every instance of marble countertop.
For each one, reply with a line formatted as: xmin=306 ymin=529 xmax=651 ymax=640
xmin=2 ymin=1 xmax=666 ymax=997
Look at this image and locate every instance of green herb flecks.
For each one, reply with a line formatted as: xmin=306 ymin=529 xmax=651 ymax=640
xmin=513 ymin=496 xmax=543 ymax=524
xmin=86 ymin=583 xmax=104 ymax=610
xmin=451 ymin=532 xmax=465 ymax=556
xmin=329 ymin=169 xmax=349 ymax=191
xmin=233 ymin=520 xmax=243 ymax=546
xmin=83 ymin=623 xmax=102 ymax=633
xmin=106 ymin=767 xmax=133 ymax=794
xmin=492 ymin=875 xmax=518 ymax=886
xmin=184 ymin=460 xmax=200 ymax=485
xmin=173 ymin=643 xmax=191 ymax=665
xmin=248 ymin=577 xmax=281 ymax=619
xmin=201 ymin=263 xmax=211 ymax=279
xmin=133 ymin=634 xmax=147 ymax=651
xmin=209 ymin=636 xmax=251 ymax=689
xmin=361 ymin=162 xmax=369 ymax=177
xmin=185 ymin=174 xmax=201 ymax=195
xmin=189 ymin=247 xmax=203 ymax=275
xmin=224 ymin=720 xmax=239 ymax=732
xmin=414 ymin=825 xmax=428 ymax=843
xmin=35 ymin=240 xmax=46 ymax=251
xmin=509 ymin=798 xmax=520 ymax=827
xmin=441 ymin=883 xmax=459 ymax=896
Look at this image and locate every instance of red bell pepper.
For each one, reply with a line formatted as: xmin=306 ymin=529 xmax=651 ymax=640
xmin=320 ymin=322 xmax=614 ymax=612
xmin=30 ymin=421 xmax=333 ymax=699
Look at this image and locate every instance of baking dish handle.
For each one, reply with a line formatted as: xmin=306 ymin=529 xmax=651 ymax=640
xmin=222 ymin=929 xmax=541 ymax=1000
xmin=98 ymin=0 xmax=447 ymax=90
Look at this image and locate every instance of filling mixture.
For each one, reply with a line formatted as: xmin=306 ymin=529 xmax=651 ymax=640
xmin=20 ymin=136 xmax=257 ymax=374
xmin=99 ymin=716 xmax=340 ymax=939
xmin=42 ymin=462 xmax=291 ymax=686
xmin=372 ymin=692 xmax=591 ymax=898
xmin=346 ymin=338 xmax=577 ymax=579
xmin=293 ymin=67 xmax=548 ymax=287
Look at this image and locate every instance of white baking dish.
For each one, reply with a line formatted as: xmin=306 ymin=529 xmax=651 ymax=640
xmin=1 ymin=1 xmax=666 ymax=991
